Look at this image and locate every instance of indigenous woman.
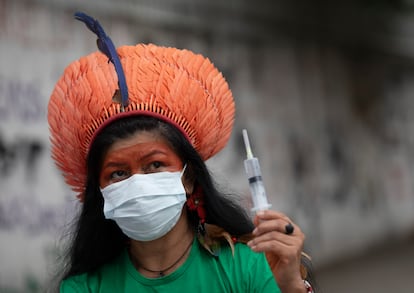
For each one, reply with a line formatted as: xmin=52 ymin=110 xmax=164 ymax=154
xmin=48 ymin=12 xmax=315 ymax=293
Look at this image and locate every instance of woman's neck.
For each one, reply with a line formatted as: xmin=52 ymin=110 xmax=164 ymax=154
xmin=128 ymin=210 xmax=194 ymax=278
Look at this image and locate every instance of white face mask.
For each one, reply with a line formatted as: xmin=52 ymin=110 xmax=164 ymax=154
xmin=100 ymin=167 xmax=187 ymax=241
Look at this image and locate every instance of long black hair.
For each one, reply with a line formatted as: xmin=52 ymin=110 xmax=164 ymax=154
xmin=59 ymin=115 xmax=254 ymax=280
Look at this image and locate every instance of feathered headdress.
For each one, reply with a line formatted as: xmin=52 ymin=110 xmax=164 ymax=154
xmin=48 ymin=12 xmax=235 ymax=200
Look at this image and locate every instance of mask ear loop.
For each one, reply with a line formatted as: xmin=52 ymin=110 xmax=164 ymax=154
xmin=180 ymin=164 xmax=187 ymax=177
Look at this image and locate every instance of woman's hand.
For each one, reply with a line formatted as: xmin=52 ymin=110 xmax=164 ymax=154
xmin=247 ymin=210 xmax=306 ymax=293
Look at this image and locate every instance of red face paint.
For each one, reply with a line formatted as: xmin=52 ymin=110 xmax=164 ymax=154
xmin=99 ymin=131 xmax=183 ymax=188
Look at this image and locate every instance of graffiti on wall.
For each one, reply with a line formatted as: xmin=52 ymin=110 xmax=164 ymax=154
xmin=0 ymin=76 xmax=46 ymax=123
xmin=0 ymin=133 xmax=43 ymax=178
xmin=0 ymin=72 xmax=70 ymax=235
xmin=0 ymin=131 xmax=69 ymax=234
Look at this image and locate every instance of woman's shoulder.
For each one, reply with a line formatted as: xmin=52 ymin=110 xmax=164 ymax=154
xmin=221 ymin=241 xmax=268 ymax=265
xmin=60 ymin=273 xmax=89 ymax=292
xmin=60 ymin=251 xmax=128 ymax=292
xmin=197 ymin=238 xmax=270 ymax=272
xmin=195 ymin=240 xmax=280 ymax=292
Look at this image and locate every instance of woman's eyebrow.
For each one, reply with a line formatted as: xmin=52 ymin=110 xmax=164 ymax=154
xmin=101 ymin=161 xmax=128 ymax=170
xmin=139 ymin=149 xmax=169 ymax=161
xmin=102 ymin=149 xmax=169 ymax=169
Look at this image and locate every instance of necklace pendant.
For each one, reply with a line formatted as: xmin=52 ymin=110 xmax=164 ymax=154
xmin=159 ymin=271 xmax=164 ymax=277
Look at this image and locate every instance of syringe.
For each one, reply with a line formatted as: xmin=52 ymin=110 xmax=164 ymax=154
xmin=242 ymin=129 xmax=272 ymax=213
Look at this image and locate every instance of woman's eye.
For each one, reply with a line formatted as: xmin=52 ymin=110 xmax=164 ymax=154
xmin=110 ymin=170 xmax=128 ymax=180
xmin=152 ymin=161 xmax=162 ymax=169
xmin=145 ymin=161 xmax=163 ymax=173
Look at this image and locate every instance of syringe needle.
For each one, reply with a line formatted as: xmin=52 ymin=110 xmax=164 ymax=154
xmin=242 ymin=129 xmax=253 ymax=159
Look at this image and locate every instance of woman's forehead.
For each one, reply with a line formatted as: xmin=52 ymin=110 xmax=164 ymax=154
xmin=108 ymin=131 xmax=169 ymax=150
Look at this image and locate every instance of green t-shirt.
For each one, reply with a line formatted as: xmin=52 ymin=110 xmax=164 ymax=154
xmin=60 ymin=239 xmax=281 ymax=292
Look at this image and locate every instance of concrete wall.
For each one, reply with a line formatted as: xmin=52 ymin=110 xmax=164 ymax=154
xmin=1 ymin=0 xmax=414 ymax=291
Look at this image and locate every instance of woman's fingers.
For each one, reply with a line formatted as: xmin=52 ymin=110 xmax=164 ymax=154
xmin=255 ymin=210 xmax=291 ymax=223
xmin=248 ymin=210 xmax=305 ymax=253
xmin=248 ymin=228 xmax=304 ymax=251
xmin=252 ymin=219 xmax=296 ymax=237
xmin=252 ymin=210 xmax=301 ymax=236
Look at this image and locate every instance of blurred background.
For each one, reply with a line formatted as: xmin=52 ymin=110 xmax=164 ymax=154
xmin=1 ymin=0 xmax=414 ymax=292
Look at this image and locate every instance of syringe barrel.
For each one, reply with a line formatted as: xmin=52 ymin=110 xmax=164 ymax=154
xmin=244 ymin=157 xmax=262 ymax=178
xmin=244 ymin=157 xmax=271 ymax=212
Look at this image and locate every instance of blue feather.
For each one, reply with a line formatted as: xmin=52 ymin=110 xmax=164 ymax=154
xmin=74 ymin=12 xmax=129 ymax=107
